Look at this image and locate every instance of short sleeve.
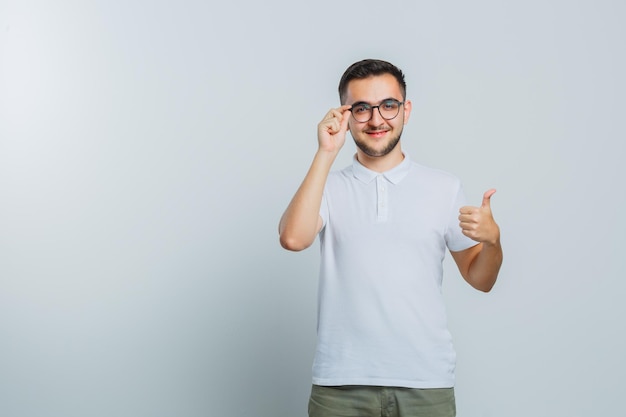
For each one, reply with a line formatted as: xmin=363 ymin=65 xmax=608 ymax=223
xmin=319 ymin=189 xmax=329 ymax=232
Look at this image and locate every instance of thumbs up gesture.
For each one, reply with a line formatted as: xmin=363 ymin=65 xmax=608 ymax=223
xmin=459 ymin=189 xmax=500 ymax=245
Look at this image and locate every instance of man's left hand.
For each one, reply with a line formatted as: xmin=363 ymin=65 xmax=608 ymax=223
xmin=459 ymin=189 xmax=500 ymax=246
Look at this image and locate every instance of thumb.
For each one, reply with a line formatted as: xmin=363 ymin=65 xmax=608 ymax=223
xmin=340 ymin=108 xmax=351 ymax=132
xmin=481 ymin=188 xmax=496 ymax=208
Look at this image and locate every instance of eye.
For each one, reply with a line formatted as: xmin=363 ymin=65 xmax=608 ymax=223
xmin=352 ymin=103 xmax=370 ymax=114
xmin=381 ymin=100 xmax=399 ymax=110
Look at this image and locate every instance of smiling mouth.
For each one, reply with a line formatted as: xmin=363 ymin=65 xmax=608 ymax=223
xmin=365 ymin=129 xmax=389 ymax=137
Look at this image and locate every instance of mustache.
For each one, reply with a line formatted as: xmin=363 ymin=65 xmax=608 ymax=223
xmin=363 ymin=127 xmax=390 ymax=133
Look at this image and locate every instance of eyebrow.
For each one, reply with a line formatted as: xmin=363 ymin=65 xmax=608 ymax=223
xmin=350 ymin=97 xmax=400 ymax=106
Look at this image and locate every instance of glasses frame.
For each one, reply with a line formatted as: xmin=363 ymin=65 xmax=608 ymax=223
xmin=349 ymin=99 xmax=405 ymax=123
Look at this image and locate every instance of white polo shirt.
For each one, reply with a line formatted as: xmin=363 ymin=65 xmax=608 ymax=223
xmin=313 ymin=153 xmax=477 ymax=388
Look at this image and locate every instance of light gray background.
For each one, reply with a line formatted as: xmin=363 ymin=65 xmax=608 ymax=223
xmin=1 ymin=1 xmax=624 ymax=416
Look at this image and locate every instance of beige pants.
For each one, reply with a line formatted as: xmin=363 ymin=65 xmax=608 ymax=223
xmin=308 ymin=385 xmax=456 ymax=417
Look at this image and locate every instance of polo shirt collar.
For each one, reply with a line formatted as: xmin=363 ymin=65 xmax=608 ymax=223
xmin=352 ymin=152 xmax=412 ymax=185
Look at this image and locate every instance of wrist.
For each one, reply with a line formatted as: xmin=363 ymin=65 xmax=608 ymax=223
xmin=315 ymin=147 xmax=340 ymax=162
xmin=483 ymin=228 xmax=501 ymax=248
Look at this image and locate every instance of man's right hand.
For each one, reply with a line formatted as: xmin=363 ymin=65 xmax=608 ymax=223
xmin=317 ymin=105 xmax=352 ymax=153
xmin=279 ymin=105 xmax=352 ymax=251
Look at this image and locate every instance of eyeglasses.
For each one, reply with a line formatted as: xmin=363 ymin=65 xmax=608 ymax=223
xmin=349 ymin=99 xmax=404 ymax=123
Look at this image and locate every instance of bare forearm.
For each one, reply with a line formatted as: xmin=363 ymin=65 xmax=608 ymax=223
xmin=280 ymin=106 xmax=351 ymax=251
xmin=467 ymin=240 xmax=503 ymax=292
xmin=279 ymin=150 xmax=337 ymax=251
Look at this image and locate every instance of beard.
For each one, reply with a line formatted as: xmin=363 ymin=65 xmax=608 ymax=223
xmin=352 ymin=126 xmax=403 ymax=158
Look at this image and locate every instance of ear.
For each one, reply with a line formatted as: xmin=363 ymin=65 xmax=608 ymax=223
xmin=402 ymin=99 xmax=412 ymax=125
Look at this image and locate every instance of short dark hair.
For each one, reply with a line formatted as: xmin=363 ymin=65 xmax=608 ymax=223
xmin=338 ymin=59 xmax=406 ymax=104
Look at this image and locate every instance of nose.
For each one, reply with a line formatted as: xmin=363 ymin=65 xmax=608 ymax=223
xmin=368 ymin=106 xmax=385 ymax=126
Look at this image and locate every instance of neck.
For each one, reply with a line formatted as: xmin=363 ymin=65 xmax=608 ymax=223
xmin=355 ymin=145 xmax=405 ymax=173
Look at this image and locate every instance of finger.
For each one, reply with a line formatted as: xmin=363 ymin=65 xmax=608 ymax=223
xmin=326 ymin=118 xmax=341 ymax=134
xmin=481 ymin=189 xmax=496 ymax=208
xmin=459 ymin=206 xmax=474 ymax=215
xmin=338 ymin=104 xmax=352 ymax=112
xmin=458 ymin=214 xmax=476 ymax=223
xmin=323 ymin=109 xmax=349 ymax=133
xmin=326 ymin=106 xmax=352 ymax=133
xmin=328 ymin=105 xmax=352 ymax=119
xmin=323 ymin=110 xmax=337 ymax=121
xmin=339 ymin=108 xmax=351 ymax=132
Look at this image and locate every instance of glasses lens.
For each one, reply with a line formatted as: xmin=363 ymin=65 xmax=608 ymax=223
xmin=350 ymin=100 xmax=402 ymax=122
xmin=351 ymin=103 xmax=372 ymax=122
xmin=379 ymin=100 xmax=400 ymax=120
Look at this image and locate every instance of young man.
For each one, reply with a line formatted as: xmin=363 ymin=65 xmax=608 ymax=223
xmin=279 ymin=59 xmax=502 ymax=417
